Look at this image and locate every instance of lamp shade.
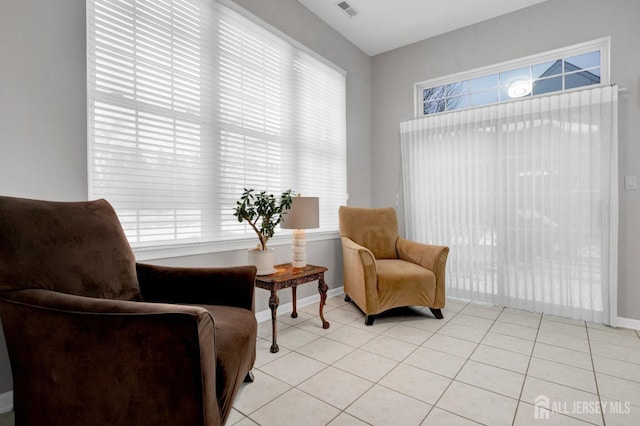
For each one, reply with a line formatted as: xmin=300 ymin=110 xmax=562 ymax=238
xmin=281 ymin=197 xmax=319 ymax=229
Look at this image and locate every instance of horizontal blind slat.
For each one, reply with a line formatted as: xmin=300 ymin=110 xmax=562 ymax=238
xmin=89 ymin=0 xmax=346 ymax=247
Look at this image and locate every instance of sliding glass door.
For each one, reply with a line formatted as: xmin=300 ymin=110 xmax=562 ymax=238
xmin=400 ymin=85 xmax=618 ymax=325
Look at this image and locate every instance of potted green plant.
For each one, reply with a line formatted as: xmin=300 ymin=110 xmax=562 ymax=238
xmin=234 ymin=188 xmax=293 ymax=274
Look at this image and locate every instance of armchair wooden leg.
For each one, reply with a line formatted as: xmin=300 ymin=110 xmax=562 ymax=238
xmin=344 ymin=294 xmax=352 ymax=302
xmin=365 ymin=315 xmax=375 ymax=326
xmin=244 ymin=370 xmax=255 ymax=383
xmin=429 ymin=308 xmax=444 ymax=319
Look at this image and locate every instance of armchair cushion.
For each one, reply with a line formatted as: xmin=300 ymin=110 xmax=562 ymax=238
xmin=397 ymin=238 xmax=449 ymax=308
xmin=376 ymin=259 xmax=437 ymax=308
xmin=0 ymin=196 xmax=141 ymax=301
xmin=339 ymin=206 xmax=399 ymax=259
xmin=136 ymin=263 xmax=255 ymax=311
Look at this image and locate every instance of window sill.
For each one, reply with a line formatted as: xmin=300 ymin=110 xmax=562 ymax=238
xmin=133 ymin=230 xmax=340 ymax=262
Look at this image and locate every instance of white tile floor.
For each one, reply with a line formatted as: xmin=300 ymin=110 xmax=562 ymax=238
xmin=230 ymin=295 xmax=640 ymax=426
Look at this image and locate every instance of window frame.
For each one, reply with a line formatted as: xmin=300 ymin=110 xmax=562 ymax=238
xmin=414 ymin=37 xmax=610 ymax=118
xmin=87 ymin=0 xmax=346 ymax=261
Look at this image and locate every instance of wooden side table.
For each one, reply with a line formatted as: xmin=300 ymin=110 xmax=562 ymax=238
xmin=254 ymin=263 xmax=330 ymax=353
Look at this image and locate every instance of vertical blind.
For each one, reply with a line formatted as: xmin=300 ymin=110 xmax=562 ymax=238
xmin=400 ymin=86 xmax=618 ymax=325
xmin=88 ymin=0 xmax=346 ymax=248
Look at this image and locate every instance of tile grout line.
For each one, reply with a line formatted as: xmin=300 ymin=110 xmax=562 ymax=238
xmin=413 ymin=303 xmax=472 ymax=424
xmin=241 ymin=296 xmax=640 ymax=425
xmin=336 ymin=304 xmax=464 ymax=425
xmin=512 ymin=315 xmax=607 ymax=426
xmin=289 ymin=307 xmax=377 ymax=426
xmin=309 ymin=302 xmax=443 ymax=425
xmin=318 ymin=303 xmax=470 ymax=425
xmin=272 ymin=300 xmax=440 ymax=425
xmin=585 ymin=324 xmax=607 ymax=426
xmin=417 ymin=303 xmax=505 ymax=426
xmin=373 ymin=304 xmax=545 ymax=424
xmin=245 ymin=301 xmax=359 ymax=424
xmin=510 ymin=309 xmax=543 ymax=426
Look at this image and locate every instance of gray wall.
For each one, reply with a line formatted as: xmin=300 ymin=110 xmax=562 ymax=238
xmin=0 ymin=0 xmax=371 ymax=396
xmin=0 ymin=0 xmax=88 ymax=201
xmin=0 ymin=0 xmax=88 ymax=396
xmin=371 ymin=0 xmax=640 ymax=321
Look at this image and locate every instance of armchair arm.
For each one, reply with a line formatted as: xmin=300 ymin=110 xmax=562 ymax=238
xmin=0 ymin=289 xmax=220 ymax=426
xmin=396 ymin=238 xmax=449 ymax=308
xmin=136 ymin=263 xmax=256 ymax=311
xmin=340 ymin=237 xmax=379 ymax=313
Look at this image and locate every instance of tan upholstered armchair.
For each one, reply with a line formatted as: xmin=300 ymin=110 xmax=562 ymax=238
xmin=339 ymin=206 xmax=449 ymax=325
xmin=0 ymin=196 xmax=257 ymax=426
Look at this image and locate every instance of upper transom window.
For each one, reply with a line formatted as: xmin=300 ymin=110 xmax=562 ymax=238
xmin=415 ymin=38 xmax=609 ymax=117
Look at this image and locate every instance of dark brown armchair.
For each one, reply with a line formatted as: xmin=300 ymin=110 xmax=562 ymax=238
xmin=339 ymin=206 xmax=449 ymax=325
xmin=0 ymin=196 xmax=257 ymax=426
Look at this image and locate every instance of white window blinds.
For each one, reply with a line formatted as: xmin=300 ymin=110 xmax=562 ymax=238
xmin=401 ymin=85 xmax=618 ymax=324
xmin=88 ymin=0 xmax=346 ymax=248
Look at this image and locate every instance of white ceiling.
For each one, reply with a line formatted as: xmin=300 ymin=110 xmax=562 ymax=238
xmin=297 ymin=0 xmax=550 ymax=56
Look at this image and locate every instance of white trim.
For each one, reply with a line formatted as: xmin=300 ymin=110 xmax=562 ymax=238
xmin=448 ymin=297 xmax=639 ymax=331
xmin=414 ymin=37 xmax=610 ymax=117
xmin=415 ymin=37 xmax=610 ymax=88
xmin=134 ymin=231 xmax=339 ymax=262
xmin=255 ymin=286 xmax=344 ymax=323
xmin=616 ymin=316 xmax=640 ymax=331
xmin=254 ymin=290 xmax=639 ymax=330
xmin=0 ymin=391 xmax=12 ymax=414
xmin=609 ymin=88 xmax=619 ymax=327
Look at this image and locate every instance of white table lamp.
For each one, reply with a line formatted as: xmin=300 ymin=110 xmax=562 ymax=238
xmin=281 ymin=196 xmax=319 ymax=268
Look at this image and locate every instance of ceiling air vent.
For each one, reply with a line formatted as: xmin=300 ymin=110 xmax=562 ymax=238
xmin=337 ymin=1 xmax=358 ymax=18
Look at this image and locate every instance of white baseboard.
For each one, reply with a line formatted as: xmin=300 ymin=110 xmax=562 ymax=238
xmin=617 ymin=316 xmax=640 ymax=331
xmin=450 ymin=296 xmax=640 ymax=331
xmin=256 ymin=286 xmax=344 ymax=323
xmin=0 ymin=391 xmax=12 ymax=414
xmin=255 ymin=291 xmax=640 ymax=330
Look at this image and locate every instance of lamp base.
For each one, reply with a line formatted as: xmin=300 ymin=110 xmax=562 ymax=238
xmin=291 ymin=229 xmax=307 ymax=268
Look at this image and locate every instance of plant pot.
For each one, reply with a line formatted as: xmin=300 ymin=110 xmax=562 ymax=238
xmin=248 ymin=248 xmax=276 ymax=275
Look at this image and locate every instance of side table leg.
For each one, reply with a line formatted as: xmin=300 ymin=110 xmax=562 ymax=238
xmin=291 ymin=286 xmax=298 ymax=318
xmin=318 ymin=275 xmax=330 ymax=329
xmin=269 ymin=288 xmax=280 ymax=353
